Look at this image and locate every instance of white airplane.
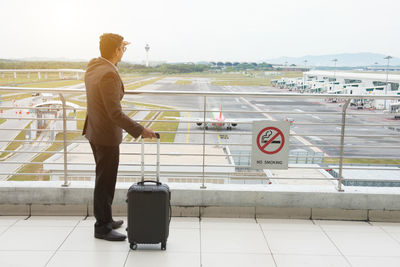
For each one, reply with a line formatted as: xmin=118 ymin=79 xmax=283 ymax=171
xmin=194 ymin=107 xmax=238 ymax=130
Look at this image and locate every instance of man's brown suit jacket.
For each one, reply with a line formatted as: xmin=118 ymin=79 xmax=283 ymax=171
xmin=83 ymin=57 xmax=144 ymax=146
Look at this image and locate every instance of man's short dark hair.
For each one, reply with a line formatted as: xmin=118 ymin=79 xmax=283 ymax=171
xmin=99 ymin=33 xmax=124 ymax=60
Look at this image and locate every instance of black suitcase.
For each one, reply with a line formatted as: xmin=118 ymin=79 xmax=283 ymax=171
xmin=126 ymin=133 xmax=171 ymax=250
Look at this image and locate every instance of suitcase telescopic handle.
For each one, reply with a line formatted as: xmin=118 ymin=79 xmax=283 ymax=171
xmin=156 ymin=133 xmax=160 ymax=182
xmin=141 ymin=133 xmax=161 ymax=183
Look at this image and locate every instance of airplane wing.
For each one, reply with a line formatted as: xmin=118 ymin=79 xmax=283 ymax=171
xmin=165 ymin=116 xmax=270 ymax=129
xmin=164 ymin=116 xmax=213 ymax=123
xmin=223 ymin=118 xmax=269 ymax=124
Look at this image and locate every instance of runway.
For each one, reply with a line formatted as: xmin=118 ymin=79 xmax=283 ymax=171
xmin=124 ymin=77 xmax=400 ymax=161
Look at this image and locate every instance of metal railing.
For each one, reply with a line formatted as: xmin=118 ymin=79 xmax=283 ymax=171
xmin=0 ymin=86 xmax=399 ymax=191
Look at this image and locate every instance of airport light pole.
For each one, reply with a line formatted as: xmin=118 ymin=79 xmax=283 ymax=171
xmin=145 ymin=44 xmax=150 ymax=67
xmin=384 ymin=56 xmax=392 ymax=110
xmin=332 ymin=58 xmax=338 ymax=92
xmin=303 ymin=60 xmax=307 ymax=91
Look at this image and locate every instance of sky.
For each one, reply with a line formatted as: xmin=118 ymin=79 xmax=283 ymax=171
xmin=0 ymin=0 xmax=399 ymax=63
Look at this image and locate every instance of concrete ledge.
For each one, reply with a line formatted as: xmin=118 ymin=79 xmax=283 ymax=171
xmin=31 ymin=204 xmax=87 ymax=216
xmin=172 ymin=206 xmax=200 ymax=217
xmin=1 ymin=182 xmax=400 ymax=221
xmin=369 ymin=210 xmax=400 ymax=222
xmin=312 ymin=208 xmax=368 ymax=221
xmin=0 ymin=204 xmax=30 ymax=216
xmin=256 ymin=207 xmax=311 ymax=219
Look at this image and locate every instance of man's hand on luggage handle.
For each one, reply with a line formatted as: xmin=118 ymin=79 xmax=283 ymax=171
xmin=141 ymin=127 xmax=157 ymax=139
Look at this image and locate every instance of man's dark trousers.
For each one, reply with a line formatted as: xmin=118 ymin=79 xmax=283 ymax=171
xmin=90 ymin=142 xmax=119 ymax=234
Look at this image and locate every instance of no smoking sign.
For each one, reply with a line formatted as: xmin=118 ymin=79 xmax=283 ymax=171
xmin=257 ymin=127 xmax=285 ymax=154
xmin=251 ymin=121 xmax=289 ymax=169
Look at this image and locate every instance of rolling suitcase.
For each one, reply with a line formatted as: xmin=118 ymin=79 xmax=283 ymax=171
xmin=126 ymin=133 xmax=171 ymax=250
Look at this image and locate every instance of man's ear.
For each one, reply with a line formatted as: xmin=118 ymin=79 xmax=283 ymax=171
xmin=112 ymin=47 xmax=119 ymax=59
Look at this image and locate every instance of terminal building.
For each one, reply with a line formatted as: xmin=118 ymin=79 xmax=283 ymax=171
xmin=271 ymin=70 xmax=400 ymax=110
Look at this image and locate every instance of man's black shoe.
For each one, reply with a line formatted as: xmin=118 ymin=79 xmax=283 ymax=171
xmin=112 ymin=220 xmax=124 ymax=229
xmin=95 ymin=230 xmax=126 ymax=241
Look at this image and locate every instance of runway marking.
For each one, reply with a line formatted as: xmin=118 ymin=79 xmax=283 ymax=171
xmin=217 ymin=131 xmax=221 ymax=144
xmin=186 ymin=112 xmax=191 ymax=143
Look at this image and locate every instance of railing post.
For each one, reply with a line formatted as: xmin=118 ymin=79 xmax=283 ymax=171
xmin=141 ymin=138 xmax=144 ymax=181
xmin=337 ymin=99 xmax=351 ymax=192
xmin=59 ymin=93 xmax=70 ymax=187
xmin=201 ymin=96 xmax=207 ymax=189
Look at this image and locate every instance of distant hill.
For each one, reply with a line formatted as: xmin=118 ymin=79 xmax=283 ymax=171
xmin=266 ymin=53 xmax=400 ymax=67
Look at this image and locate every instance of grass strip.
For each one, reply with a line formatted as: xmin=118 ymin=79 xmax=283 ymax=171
xmin=151 ymin=111 xmax=179 ymax=143
xmin=176 ymin=80 xmax=192 ymax=85
xmin=324 ymin=158 xmax=400 ymax=165
xmin=1 ymin=93 xmax=32 ymax=101
xmin=19 ymin=80 xmax=83 ymax=88
xmin=125 ymin=77 xmax=164 ymax=90
xmin=0 ymin=73 xmax=61 ymax=85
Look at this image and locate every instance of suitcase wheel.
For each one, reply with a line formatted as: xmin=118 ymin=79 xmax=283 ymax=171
xmin=130 ymin=243 xmax=137 ymax=250
xmin=161 ymin=242 xmax=167 ymax=250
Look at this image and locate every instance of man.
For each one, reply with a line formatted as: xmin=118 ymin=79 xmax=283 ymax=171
xmin=83 ymin=33 xmax=156 ymax=241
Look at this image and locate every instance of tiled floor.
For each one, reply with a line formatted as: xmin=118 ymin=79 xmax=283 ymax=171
xmin=1 ymin=216 xmax=400 ymax=267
